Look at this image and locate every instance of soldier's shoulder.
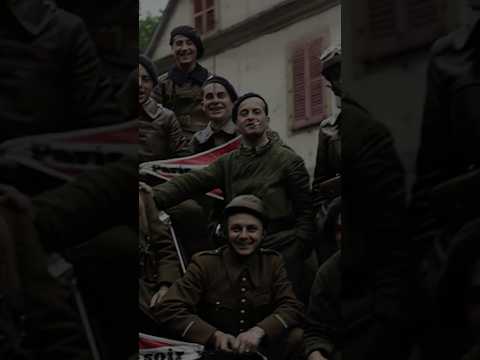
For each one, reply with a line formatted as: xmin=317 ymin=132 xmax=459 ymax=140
xmin=157 ymin=72 xmax=169 ymax=83
xmin=194 ymin=246 xmax=226 ymax=257
xmin=430 ymin=22 xmax=477 ymax=55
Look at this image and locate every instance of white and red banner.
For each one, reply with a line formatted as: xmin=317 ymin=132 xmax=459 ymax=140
xmin=139 ymin=333 xmax=204 ymax=360
xmin=139 ymin=136 xmax=241 ymax=200
xmin=0 ymin=121 xmax=137 ymax=181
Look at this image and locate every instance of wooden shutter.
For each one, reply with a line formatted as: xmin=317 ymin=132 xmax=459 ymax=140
xmin=293 ymin=46 xmax=307 ymax=125
xmin=292 ymin=37 xmax=327 ymax=130
xmin=357 ymin=0 xmax=447 ymax=61
xmin=193 ymin=0 xmax=216 ymax=35
xmin=309 ymin=39 xmax=324 ymax=119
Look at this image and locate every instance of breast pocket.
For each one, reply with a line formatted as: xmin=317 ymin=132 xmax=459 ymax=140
xmin=250 ymin=291 xmax=273 ymax=320
xmin=200 ymin=296 xmax=237 ymax=329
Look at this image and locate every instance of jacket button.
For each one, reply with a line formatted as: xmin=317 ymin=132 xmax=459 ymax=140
xmin=241 ymin=298 xmax=246 ymax=303
xmin=215 ymin=301 xmax=220 ymax=305
xmin=240 ymin=310 xmax=245 ymax=314
xmin=240 ymin=320 xmax=245 ymax=324
xmin=241 ymin=277 xmax=247 ymax=282
xmin=241 ymin=288 xmax=246 ymax=292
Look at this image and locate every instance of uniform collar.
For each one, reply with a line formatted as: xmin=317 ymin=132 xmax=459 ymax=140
xmin=196 ymin=119 xmax=236 ymax=144
xmin=223 ymin=246 xmax=261 ymax=288
xmin=168 ymin=63 xmax=209 ymax=86
xmin=7 ymin=0 xmax=55 ymax=36
xmin=141 ymin=98 xmax=163 ymax=119
xmin=212 ymin=118 xmax=236 ymax=135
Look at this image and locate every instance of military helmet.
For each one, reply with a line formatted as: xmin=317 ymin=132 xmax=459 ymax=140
xmin=319 ymin=45 xmax=342 ymax=96
xmin=224 ymin=194 xmax=266 ymax=223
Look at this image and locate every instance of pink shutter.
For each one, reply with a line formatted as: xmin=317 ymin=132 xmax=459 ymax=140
xmin=193 ymin=0 xmax=204 ymax=33
xmin=308 ymin=38 xmax=324 ymax=118
xmin=293 ymin=45 xmax=307 ymax=124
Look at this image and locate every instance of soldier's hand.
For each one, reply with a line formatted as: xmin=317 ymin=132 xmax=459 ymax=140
xmin=0 ymin=184 xmax=33 ymax=217
xmin=211 ymin=330 xmax=236 ymax=352
xmin=308 ymin=350 xmax=329 ymax=360
xmin=233 ymin=326 xmax=265 ymax=354
xmin=139 ymin=183 xmax=160 ymax=235
xmin=149 ymin=285 xmax=169 ymax=307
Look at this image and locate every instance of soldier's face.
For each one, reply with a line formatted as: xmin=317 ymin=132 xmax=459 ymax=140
xmin=138 ymin=64 xmax=154 ymax=104
xmin=227 ymin=213 xmax=263 ymax=256
xmin=172 ymin=35 xmax=198 ymax=67
xmin=202 ymin=83 xmax=233 ymax=123
xmin=236 ymin=98 xmax=269 ymax=140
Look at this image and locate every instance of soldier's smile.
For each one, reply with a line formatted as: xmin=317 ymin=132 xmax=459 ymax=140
xmin=227 ymin=213 xmax=263 ymax=256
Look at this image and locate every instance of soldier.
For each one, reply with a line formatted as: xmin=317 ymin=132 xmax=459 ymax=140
xmin=143 ymin=92 xmax=314 ymax=300
xmin=0 ymin=0 xmax=120 ymax=144
xmin=139 ymin=185 xmax=182 ymax=333
xmin=0 ymin=185 xmax=91 ymax=359
xmin=312 ymin=46 xmax=342 ymax=264
xmin=0 ymin=0 xmax=123 ymax=196
xmin=138 ymin=55 xmax=189 ymax=162
xmin=155 ymin=195 xmax=304 ymax=360
xmin=190 ymin=75 xmax=239 ymax=154
xmin=410 ymin=0 xmax=480 ymax=256
xmin=409 ymin=2 xmax=480 ymax=358
xmin=153 ymin=25 xmax=210 ymax=140
xmin=317 ymin=45 xmax=413 ymax=359
xmin=304 ymin=251 xmax=340 ymax=360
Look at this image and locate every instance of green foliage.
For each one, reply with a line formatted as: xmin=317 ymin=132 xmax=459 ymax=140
xmin=140 ymin=14 xmax=161 ymax=52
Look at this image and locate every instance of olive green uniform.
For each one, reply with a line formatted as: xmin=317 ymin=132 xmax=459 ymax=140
xmin=155 ymin=246 xmax=304 ymax=359
xmin=152 ymin=135 xmax=314 ymax=297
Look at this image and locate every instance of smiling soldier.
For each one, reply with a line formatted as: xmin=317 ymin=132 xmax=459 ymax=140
xmin=190 ymin=76 xmax=239 ymax=154
xmin=153 ymin=25 xmax=211 ymax=140
xmin=155 ymin=195 xmax=304 ymax=359
xmin=143 ymin=92 xmax=314 ymax=300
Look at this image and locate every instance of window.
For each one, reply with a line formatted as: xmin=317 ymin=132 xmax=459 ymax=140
xmin=193 ymin=0 xmax=216 ymax=35
xmin=354 ymin=0 xmax=448 ymax=61
xmin=291 ymin=37 xmax=329 ymax=130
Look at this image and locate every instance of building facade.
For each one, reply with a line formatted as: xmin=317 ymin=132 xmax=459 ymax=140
xmin=147 ymin=0 xmax=341 ymax=174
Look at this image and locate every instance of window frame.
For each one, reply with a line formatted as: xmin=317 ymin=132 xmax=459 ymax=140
xmin=192 ymin=0 xmax=217 ymax=35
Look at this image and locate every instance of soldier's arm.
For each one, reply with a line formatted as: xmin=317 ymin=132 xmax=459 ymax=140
xmin=256 ymin=254 xmax=305 ymax=340
xmin=154 ymin=255 xmax=217 ymax=344
xmin=140 ymin=190 xmax=181 ymax=286
xmin=163 ymin=109 xmax=191 ymax=158
xmin=352 ymin=121 xmax=410 ymax=323
xmin=304 ymin=253 xmax=340 ymax=359
xmin=67 ymin=13 xmax=121 ymax=128
xmin=312 ymin=130 xmax=331 ymax=212
xmin=32 ymin=156 xmax=137 ymax=252
xmin=414 ymin=45 xmax=449 ymax=193
xmin=152 ymin=156 xmax=224 ymax=210
xmin=286 ymin=156 xmax=315 ymax=253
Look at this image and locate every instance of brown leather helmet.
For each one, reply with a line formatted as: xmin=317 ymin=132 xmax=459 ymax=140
xmin=224 ymin=194 xmax=267 ymax=224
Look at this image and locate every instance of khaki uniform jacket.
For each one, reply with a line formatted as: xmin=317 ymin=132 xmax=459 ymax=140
xmin=190 ymin=119 xmax=238 ymax=154
xmin=152 ymin=134 xmax=314 ymax=251
xmin=139 ymin=98 xmax=189 ymax=163
xmin=0 ymin=0 xmax=120 ymax=143
xmin=155 ymin=246 xmax=304 ymax=345
xmin=153 ymin=64 xmax=210 ymax=140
